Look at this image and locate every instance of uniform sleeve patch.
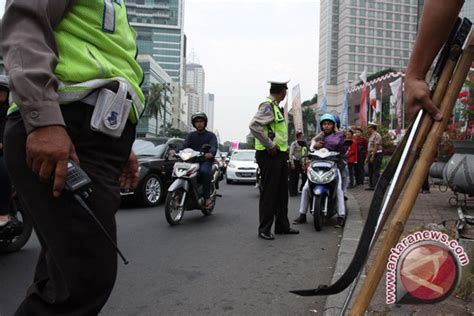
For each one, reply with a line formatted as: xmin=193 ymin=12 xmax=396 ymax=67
xmin=263 ymin=104 xmax=272 ymax=113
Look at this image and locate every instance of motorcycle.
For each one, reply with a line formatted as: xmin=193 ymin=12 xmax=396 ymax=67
xmin=0 ymin=190 xmax=33 ymax=253
xmin=165 ymin=146 xmax=221 ymax=225
xmin=306 ymin=148 xmax=340 ymax=231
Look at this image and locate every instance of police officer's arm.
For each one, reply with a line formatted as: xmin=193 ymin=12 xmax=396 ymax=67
xmin=2 ymin=0 xmax=79 ymax=198
xmin=405 ymin=0 xmax=463 ymax=121
xmin=289 ymin=142 xmax=296 ymax=163
xmin=249 ymin=103 xmax=275 ymax=149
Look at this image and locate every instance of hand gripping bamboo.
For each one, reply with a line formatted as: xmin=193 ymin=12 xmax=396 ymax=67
xmin=350 ymin=32 xmax=474 ymax=315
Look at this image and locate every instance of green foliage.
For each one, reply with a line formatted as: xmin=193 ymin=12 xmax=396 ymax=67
xmin=164 ymin=127 xmax=188 ymax=139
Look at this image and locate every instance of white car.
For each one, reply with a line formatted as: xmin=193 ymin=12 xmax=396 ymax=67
xmin=226 ymin=150 xmax=258 ymax=184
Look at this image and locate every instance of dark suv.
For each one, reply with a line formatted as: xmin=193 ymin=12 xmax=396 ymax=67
xmin=122 ymin=137 xmax=184 ymax=207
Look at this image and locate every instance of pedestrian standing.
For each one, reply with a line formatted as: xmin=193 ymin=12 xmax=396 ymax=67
xmin=2 ymin=1 xmax=143 ymax=314
xmin=288 ymin=131 xmax=307 ymax=196
xmin=345 ymin=130 xmax=358 ymax=188
xmin=365 ymin=122 xmax=383 ymax=190
xmin=249 ymin=79 xmax=299 ymax=240
xmin=354 ymin=127 xmax=368 ymax=185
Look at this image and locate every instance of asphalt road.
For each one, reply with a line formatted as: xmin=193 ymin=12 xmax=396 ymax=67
xmin=0 ymin=182 xmax=341 ymax=316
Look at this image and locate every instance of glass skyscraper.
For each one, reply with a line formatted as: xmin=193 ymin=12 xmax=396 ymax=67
xmin=127 ymin=0 xmax=185 ymax=84
xmin=318 ymin=0 xmax=419 ymax=111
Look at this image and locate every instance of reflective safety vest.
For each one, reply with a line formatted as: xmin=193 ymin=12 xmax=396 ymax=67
xmin=301 ymin=145 xmax=308 ymax=157
xmin=255 ymin=98 xmax=288 ymax=152
xmin=8 ymin=0 xmax=145 ymax=122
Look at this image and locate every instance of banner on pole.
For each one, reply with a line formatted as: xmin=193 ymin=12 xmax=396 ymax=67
xmin=291 ymin=84 xmax=303 ymax=132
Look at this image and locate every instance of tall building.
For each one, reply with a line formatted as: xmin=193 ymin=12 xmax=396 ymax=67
xmin=318 ymin=0 xmax=419 ymax=114
xmin=127 ymin=0 xmax=185 ymax=84
xmin=186 ymin=63 xmax=206 ymax=121
xmin=203 ymin=93 xmax=215 ymax=131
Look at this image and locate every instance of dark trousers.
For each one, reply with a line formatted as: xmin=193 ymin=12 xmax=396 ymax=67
xmin=356 ymin=151 xmax=366 ymax=185
xmin=4 ymin=103 xmax=134 ymax=316
xmin=288 ymin=160 xmax=303 ymax=196
xmin=255 ymin=150 xmax=290 ymax=234
xmin=0 ymin=155 xmax=11 ymax=215
xmin=198 ymin=161 xmax=212 ymax=199
xmin=368 ymin=153 xmax=383 ymax=188
xmin=348 ymin=163 xmax=357 ymax=187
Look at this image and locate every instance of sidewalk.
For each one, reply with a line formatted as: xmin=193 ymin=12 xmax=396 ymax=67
xmin=324 ymin=183 xmax=474 ymax=315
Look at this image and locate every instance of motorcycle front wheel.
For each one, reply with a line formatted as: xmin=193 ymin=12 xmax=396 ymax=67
xmin=313 ymin=195 xmax=325 ymax=232
xmin=0 ymin=198 xmax=33 ymax=253
xmin=165 ymin=189 xmax=185 ymax=225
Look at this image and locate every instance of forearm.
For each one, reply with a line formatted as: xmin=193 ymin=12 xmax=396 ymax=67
xmin=2 ymin=0 xmax=74 ymax=133
xmin=406 ymin=0 xmax=464 ymax=79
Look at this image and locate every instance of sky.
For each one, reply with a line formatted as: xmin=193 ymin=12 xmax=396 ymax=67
xmin=0 ymin=0 xmax=320 ymax=143
xmin=185 ymin=0 xmax=320 ymax=142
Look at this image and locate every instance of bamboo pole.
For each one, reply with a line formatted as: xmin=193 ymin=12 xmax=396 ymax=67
xmin=350 ymin=32 xmax=474 ymax=316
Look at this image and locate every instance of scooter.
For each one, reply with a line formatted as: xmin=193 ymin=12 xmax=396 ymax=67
xmin=165 ymin=146 xmax=221 ymax=225
xmin=0 ymin=190 xmax=33 ymax=253
xmin=306 ymin=148 xmax=340 ymax=231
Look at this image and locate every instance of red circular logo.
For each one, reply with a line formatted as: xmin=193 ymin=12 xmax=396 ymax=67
xmin=399 ymin=243 xmax=458 ymax=302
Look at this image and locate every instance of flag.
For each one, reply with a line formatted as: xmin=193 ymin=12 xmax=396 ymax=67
xmin=376 ymin=85 xmax=383 ymax=114
xmin=291 ymin=84 xmax=303 ymax=132
xmin=341 ymin=80 xmax=349 ymax=129
xmin=230 ymin=140 xmax=240 ymax=150
xmin=359 ymin=85 xmax=368 ymax=127
xmin=369 ymin=87 xmax=377 ymax=122
xmin=359 ymin=67 xmax=367 ymax=84
xmin=389 ymin=77 xmax=403 ymax=134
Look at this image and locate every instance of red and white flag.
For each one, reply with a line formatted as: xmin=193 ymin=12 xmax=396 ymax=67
xmin=359 ymin=86 xmax=368 ymax=127
xmin=370 ymin=87 xmax=377 ymax=112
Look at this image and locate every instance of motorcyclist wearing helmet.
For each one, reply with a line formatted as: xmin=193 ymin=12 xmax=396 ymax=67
xmin=182 ymin=112 xmax=218 ymax=208
xmin=293 ymin=113 xmax=346 ymax=228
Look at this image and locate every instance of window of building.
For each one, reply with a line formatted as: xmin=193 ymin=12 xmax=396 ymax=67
xmin=367 ymin=38 xmax=374 ymax=45
xmin=404 ymin=5 xmax=410 ymax=13
xmin=349 ymin=64 xmax=355 ymax=71
xmin=350 ymin=0 xmax=357 ymax=5
xmin=404 ymin=33 xmax=410 ymax=40
xmin=377 ymin=29 xmax=383 ymax=37
xmin=351 ymin=8 xmax=357 ymax=15
xmin=377 ymin=20 xmax=383 ymax=27
xmin=403 ymin=15 xmax=409 ymax=22
xmin=358 ymin=65 xmax=365 ymax=72
xmin=359 ymin=9 xmax=366 ymax=16
xmin=376 ymin=38 xmax=383 ymax=46
xmin=349 ymin=45 xmax=356 ymax=52
xmin=386 ymin=3 xmax=393 ymax=11
xmin=385 ymin=49 xmax=392 ymax=56
xmin=386 ymin=21 xmax=392 ymax=29
xmin=376 ymin=2 xmax=384 ymax=10
xmin=350 ymin=36 xmax=356 ymax=43
xmin=349 ymin=54 xmax=356 ymax=62
xmin=404 ymin=24 xmax=410 ymax=31
xmin=395 ymin=23 xmax=401 ymax=30
xmin=376 ymin=57 xmax=382 ymax=64
xmin=367 ymin=10 xmax=375 ymax=18
xmin=385 ymin=40 xmax=392 ymax=47
xmin=359 ymin=37 xmax=365 ymax=44
xmin=358 ymin=55 xmax=365 ymax=62
xmin=368 ymin=19 xmax=375 ymax=27
xmin=350 ymin=17 xmax=356 ymax=24
xmin=350 ymin=28 xmax=356 ymax=34
xmin=386 ymin=31 xmax=392 ymax=38
xmin=358 ymin=46 xmax=365 ymax=53
xmin=367 ymin=56 xmax=373 ymax=63
xmin=376 ymin=47 xmax=383 ymax=55
xmin=359 ymin=18 xmax=366 ymax=26
xmin=359 ymin=28 xmax=366 ymax=35
xmin=393 ymin=41 xmax=401 ymax=48
xmin=367 ymin=47 xmax=374 ymax=54
xmin=394 ymin=32 xmax=401 ymax=39
xmin=368 ymin=29 xmax=374 ymax=36
xmin=403 ymin=41 xmax=410 ymax=49
xmin=395 ymin=4 xmax=401 ymax=12
xmin=385 ymin=57 xmax=392 ymax=64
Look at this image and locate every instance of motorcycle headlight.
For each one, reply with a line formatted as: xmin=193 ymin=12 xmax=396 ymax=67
xmin=321 ymin=170 xmax=336 ymax=183
xmin=307 ymin=168 xmax=320 ymax=183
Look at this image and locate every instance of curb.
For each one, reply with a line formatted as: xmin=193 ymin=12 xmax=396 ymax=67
xmin=323 ymin=192 xmax=365 ymax=315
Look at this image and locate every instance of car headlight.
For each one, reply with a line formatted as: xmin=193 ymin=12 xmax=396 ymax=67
xmin=228 ymin=163 xmax=236 ymax=169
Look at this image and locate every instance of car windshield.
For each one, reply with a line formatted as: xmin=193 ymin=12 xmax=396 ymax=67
xmin=133 ymin=139 xmax=167 ymax=157
xmin=231 ymin=151 xmax=255 ymax=161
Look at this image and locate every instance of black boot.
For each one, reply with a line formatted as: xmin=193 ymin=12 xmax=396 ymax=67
xmin=293 ymin=214 xmax=307 ymax=224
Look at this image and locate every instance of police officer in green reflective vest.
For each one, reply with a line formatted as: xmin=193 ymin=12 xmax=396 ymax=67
xmin=249 ymin=80 xmax=299 ymax=240
xmin=2 ymin=1 xmax=143 ymax=314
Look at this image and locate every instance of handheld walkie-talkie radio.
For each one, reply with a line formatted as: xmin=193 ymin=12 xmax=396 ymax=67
xmin=65 ymin=160 xmax=129 ymax=264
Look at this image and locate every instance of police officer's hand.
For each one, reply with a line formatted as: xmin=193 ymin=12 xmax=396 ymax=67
xmin=204 ymin=153 xmax=214 ymax=160
xmin=267 ymin=144 xmax=278 ymax=156
xmin=290 ymin=162 xmax=295 ymax=170
xmin=26 ymin=126 xmax=79 ymax=198
xmin=405 ymin=76 xmax=442 ymax=122
xmin=119 ymin=151 xmax=139 ymax=190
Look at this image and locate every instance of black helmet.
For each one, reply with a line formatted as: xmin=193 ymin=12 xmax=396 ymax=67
xmin=191 ymin=112 xmax=208 ymax=128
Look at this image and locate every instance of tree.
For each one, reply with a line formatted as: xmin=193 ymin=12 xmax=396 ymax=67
xmin=143 ymin=83 xmax=164 ymax=136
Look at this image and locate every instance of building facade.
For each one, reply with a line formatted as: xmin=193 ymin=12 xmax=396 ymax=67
xmin=203 ymin=93 xmax=215 ymax=132
xmin=318 ymin=0 xmax=419 ymax=122
xmin=186 ymin=63 xmax=206 ymax=123
xmin=127 ymin=0 xmax=185 ymax=85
